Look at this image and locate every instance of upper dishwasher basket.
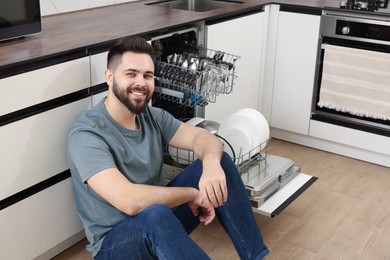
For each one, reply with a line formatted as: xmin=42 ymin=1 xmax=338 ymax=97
xmin=154 ymin=47 xmax=240 ymax=107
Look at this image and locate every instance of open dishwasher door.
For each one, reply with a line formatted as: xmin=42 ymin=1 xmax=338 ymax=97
xmin=241 ymin=154 xmax=317 ymax=217
xmin=253 ymin=172 xmax=317 ymax=217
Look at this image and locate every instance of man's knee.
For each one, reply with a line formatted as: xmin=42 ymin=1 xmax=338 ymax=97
xmin=143 ymin=204 xmax=171 ymax=220
xmin=142 ymin=204 xmax=181 ymax=228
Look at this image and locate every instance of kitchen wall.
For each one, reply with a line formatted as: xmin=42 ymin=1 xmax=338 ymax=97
xmin=40 ymin=0 xmax=137 ymax=16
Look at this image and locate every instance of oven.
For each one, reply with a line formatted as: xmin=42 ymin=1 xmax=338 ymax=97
xmin=312 ymin=8 xmax=390 ymax=137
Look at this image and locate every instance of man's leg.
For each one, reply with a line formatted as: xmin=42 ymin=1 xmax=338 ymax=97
xmin=167 ymin=159 xmax=204 ymax=234
xmin=169 ymin=152 xmax=269 ymax=260
xmin=215 ymin=153 xmax=269 ymax=260
xmin=94 ymin=204 xmax=210 ymax=260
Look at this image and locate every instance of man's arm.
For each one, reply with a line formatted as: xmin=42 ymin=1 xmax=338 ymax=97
xmin=87 ymin=167 xmax=215 ymax=225
xmin=169 ymin=123 xmax=227 ymax=208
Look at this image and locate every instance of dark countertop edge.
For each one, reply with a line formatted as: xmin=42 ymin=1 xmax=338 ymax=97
xmin=0 ymin=0 xmax=334 ymax=72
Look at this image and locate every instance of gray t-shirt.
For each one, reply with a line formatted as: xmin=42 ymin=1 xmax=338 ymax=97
xmin=67 ymin=98 xmax=181 ymax=256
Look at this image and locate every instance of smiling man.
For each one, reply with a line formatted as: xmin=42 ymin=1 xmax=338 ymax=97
xmin=67 ymin=36 xmax=269 ymax=259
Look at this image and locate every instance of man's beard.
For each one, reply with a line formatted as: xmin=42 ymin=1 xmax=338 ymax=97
xmin=112 ymin=80 xmax=152 ymax=114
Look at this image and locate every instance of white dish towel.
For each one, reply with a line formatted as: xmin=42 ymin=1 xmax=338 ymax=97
xmin=318 ymin=44 xmax=390 ymax=121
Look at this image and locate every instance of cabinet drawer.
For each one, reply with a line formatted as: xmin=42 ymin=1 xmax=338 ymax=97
xmin=0 ymin=179 xmax=84 ymax=259
xmin=0 ymin=57 xmax=90 ymax=116
xmin=0 ymin=98 xmax=90 ymax=201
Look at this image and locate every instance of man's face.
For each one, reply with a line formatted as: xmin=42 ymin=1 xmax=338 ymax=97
xmin=108 ymin=52 xmax=155 ymax=114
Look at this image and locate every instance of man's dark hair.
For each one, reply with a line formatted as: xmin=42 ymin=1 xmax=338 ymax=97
xmin=107 ymin=36 xmax=155 ymax=70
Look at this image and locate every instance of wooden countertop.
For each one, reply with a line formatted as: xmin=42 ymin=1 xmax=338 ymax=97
xmin=0 ymin=0 xmax=334 ymax=71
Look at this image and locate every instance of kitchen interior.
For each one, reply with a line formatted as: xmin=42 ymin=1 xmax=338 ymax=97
xmin=1 ymin=0 xmax=390 ymax=259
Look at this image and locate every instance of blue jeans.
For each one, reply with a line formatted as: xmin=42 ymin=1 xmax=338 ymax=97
xmin=95 ymin=152 xmax=269 ymax=260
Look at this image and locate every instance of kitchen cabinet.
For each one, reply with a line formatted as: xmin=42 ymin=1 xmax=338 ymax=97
xmin=268 ymin=8 xmax=321 ymax=135
xmin=309 ymin=120 xmax=390 ymax=167
xmin=0 ymin=58 xmax=90 ymax=198
xmin=205 ymin=10 xmax=265 ymax=123
xmin=0 ymin=58 xmax=91 ymax=260
xmin=0 ymin=106 xmax=88 ymax=259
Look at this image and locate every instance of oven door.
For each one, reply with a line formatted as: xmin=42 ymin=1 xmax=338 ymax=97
xmin=312 ymin=16 xmax=390 ymax=137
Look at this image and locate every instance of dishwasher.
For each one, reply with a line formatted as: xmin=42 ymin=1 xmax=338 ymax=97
xmin=149 ymin=26 xmax=317 ymax=217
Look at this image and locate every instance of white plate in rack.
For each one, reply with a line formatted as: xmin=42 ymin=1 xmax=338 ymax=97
xmin=218 ymin=124 xmax=253 ymax=161
xmin=235 ymin=108 xmax=270 ymax=152
xmin=235 ymin=109 xmax=262 ymax=152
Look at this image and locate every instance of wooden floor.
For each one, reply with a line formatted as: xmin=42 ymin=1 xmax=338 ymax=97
xmin=52 ymin=139 xmax=390 ymax=260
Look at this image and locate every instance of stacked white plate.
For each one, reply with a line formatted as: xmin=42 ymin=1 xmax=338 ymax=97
xmin=218 ymin=108 xmax=270 ymax=161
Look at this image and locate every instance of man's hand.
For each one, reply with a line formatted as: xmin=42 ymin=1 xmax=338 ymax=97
xmin=168 ymin=123 xmax=227 ymax=208
xmin=188 ymin=193 xmax=216 ymax=225
xmin=198 ymin=164 xmax=228 ymax=208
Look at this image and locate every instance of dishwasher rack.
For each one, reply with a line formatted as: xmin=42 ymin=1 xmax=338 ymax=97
xmin=164 ymin=138 xmax=270 ymax=179
xmin=154 ymin=48 xmax=240 ymax=107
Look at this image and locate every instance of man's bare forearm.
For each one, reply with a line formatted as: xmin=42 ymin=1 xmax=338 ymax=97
xmin=193 ymin=131 xmax=223 ymax=163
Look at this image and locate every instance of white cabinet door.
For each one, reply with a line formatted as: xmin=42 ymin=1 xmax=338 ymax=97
xmin=0 ymin=98 xmax=90 ymax=260
xmin=205 ymin=11 xmax=265 ymax=123
xmin=0 ymin=57 xmax=91 ymax=259
xmin=270 ymin=11 xmax=320 ymax=135
xmin=0 ymin=57 xmax=90 ymax=116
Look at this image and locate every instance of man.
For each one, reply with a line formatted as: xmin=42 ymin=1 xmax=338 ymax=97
xmin=68 ymin=36 xmax=269 ymax=259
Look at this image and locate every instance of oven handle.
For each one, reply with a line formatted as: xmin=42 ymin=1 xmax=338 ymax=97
xmin=320 ymin=37 xmax=390 ymax=53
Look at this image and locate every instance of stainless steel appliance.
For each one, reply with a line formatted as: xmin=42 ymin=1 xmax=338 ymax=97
xmin=312 ymin=7 xmax=390 ymax=137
